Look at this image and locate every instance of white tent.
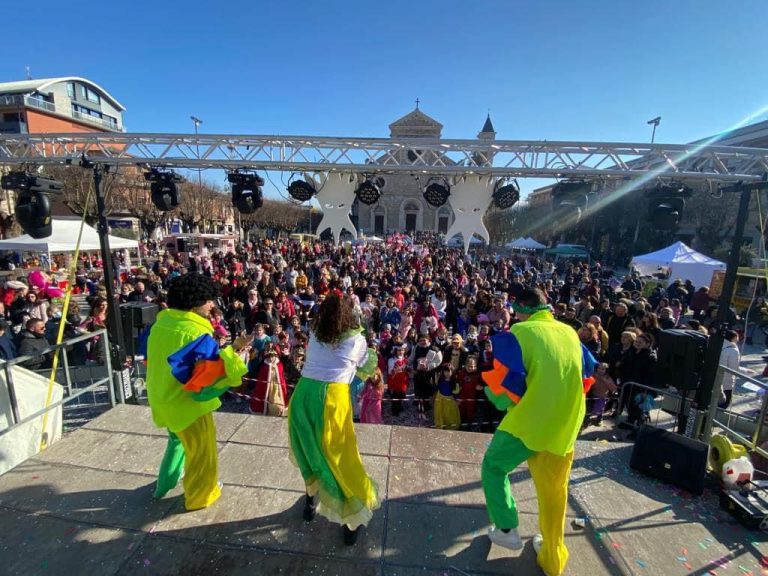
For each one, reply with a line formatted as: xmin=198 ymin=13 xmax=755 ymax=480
xmin=630 ymin=241 xmax=726 ymax=288
xmin=524 ymin=237 xmax=547 ymax=249
xmin=0 ymin=219 xmax=138 ymax=253
xmin=505 ymin=237 xmax=527 ymax=249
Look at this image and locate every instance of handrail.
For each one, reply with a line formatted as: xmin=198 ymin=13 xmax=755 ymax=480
xmin=0 ymin=329 xmax=116 ymax=434
xmin=0 ymin=328 xmax=108 ymax=367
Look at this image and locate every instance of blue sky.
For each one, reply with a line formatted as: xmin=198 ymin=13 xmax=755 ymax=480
xmin=2 ymin=0 xmax=766 ymax=197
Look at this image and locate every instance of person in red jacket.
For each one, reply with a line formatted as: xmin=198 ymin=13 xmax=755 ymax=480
xmin=457 ymin=355 xmax=483 ymax=427
xmin=387 ymin=345 xmax=409 ymax=416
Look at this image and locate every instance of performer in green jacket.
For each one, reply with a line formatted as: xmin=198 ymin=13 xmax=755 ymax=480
xmin=482 ymin=287 xmax=596 ymax=576
xmin=147 ymin=273 xmax=249 ymax=510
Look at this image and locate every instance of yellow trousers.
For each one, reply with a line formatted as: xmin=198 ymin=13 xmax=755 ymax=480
xmin=156 ymin=412 xmax=221 ymax=511
xmin=482 ymin=431 xmax=574 ymax=576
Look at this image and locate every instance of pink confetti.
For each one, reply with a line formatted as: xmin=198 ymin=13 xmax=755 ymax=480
xmin=143 ymin=559 xmax=151 ymax=566
xmin=684 ymin=562 xmax=693 ymax=570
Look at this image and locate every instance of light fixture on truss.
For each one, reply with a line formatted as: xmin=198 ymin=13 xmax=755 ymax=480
xmin=423 ymin=177 xmax=451 ymax=207
xmin=492 ymin=179 xmax=520 ymax=209
xmin=228 ymin=171 xmax=264 ymax=214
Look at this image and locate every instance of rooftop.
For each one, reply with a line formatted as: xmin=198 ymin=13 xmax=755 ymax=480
xmin=0 ymin=76 xmax=126 ymax=111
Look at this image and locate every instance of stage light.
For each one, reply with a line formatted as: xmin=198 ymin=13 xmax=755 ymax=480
xmin=423 ymin=178 xmax=451 ymax=207
xmin=2 ymin=171 xmax=62 ymax=238
xmin=15 ymin=190 xmax=53 ymax=238
xmin=144 ymin=169 xmax=182 ymax=212
xmin=493 ymin=180 xmax=520 ymax=209
xmin=645 ymin=183 xmax=690 ymax=230
xmin=287 ymin=179 xmax=316 ymax=202
xmin=355 ymin=178 xmax=381 ymax=205
xmin=1 ymin=171 xmax=63 ymax=193
xmin=228 ymin=171 xmax=264 ymax=214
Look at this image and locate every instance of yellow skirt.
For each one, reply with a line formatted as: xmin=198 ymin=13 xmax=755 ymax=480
xmin=434 ymin=393 xmax=460 ymax=430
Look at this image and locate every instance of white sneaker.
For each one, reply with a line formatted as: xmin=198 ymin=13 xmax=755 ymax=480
xmin=488 ymin=526 xmax=523 ymax=550
xmin=533 ymin=533 xmax=543 ymax=554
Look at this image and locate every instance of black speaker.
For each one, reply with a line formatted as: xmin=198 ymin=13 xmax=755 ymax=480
xmin=630 ymin=425 xmax=708 ymax=495
xmin=656 ymin=329 xmax=708 ymax=390
xmin=119 ymin=303 xmax=159 ymax=356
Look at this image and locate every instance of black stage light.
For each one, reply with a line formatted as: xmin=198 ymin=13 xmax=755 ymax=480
xmin=145 ymin=169 xmax=182 ymax=212
xmin=493 ymin=180 xmax=520 ymax=209
xmin=423 ymin=178 xmax=451 ymax=207
xmin=645 ymin=183 xmax=690 ymax=230
xmin=228 ymin=172 xmax=264 ymax=214
xmin=287 ymin=179 xmax=316 ymax=202
xmin=16 ymin=190 xmax=52 ymax=238
xmin=2 ymin=171 xmax=62 ymax=238
xmin=649 ymin=199 xmax=684 ymax=229
xmin=355 ymin=179 xmax=381 ymax=205
xmin=1 ymin=171 xmax=63 ymax=193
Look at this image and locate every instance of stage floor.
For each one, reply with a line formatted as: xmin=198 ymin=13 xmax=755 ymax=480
xmin=0 ymin=404 xmax=765 ymax=575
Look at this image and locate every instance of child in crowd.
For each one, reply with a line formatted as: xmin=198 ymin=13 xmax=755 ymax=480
xmin=434 ymin=364 xmax=460 ymax=430
xmin=249 ymin=346 xmax=288 ymax=416
xmin=359 ymin=368 xmax=384 ymax=424
xmin=585 ymin=363 xmax=616 ymax=426
xmin=379 ymin=324 xmax=393 ymax=347
xmin=456 ymin=355 xmax=482 ymax=428
xmin=251 ymin=323 xmax=271 ymax=355
xmin=388 ymin=345 xmax=410 ymax=417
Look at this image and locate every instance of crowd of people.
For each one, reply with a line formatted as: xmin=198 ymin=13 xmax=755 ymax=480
xmin=0 ymin=232 xmax=746 ymax=436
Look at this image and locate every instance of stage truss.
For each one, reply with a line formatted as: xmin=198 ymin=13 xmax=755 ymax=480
xmin=0 ymin=133 xmax=766 ymax=182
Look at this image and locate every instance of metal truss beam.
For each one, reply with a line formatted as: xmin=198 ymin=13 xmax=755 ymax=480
xmin=0 ymin=133 xmax=766 ymax=182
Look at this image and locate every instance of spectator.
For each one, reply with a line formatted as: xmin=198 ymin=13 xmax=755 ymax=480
xmin=18 ymin=318 xmax=50 ymax=370
xmin=717 ymin=329 xmax=740 ymax=409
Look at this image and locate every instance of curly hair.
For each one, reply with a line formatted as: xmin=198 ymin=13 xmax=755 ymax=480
xmin=167 ymin=273 xmax=220 ymax=311
xmin=311 ymin=293 xmax=359 ymax=345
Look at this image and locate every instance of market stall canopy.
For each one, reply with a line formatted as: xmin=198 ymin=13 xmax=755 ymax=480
xmin=630 ymin=241 xmax=725 ymax=288
xmin=524 ymin=237 xmax=547 ymax=249
xmin=0 ymin=219 xmax=138 ymax=253
xmin=544 ymin=244 xmax=590 ymax=258
xmin=505 ymin=237 xmax=527 ymax=249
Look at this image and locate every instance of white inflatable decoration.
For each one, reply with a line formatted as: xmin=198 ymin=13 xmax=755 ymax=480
xmin=444 ymin=175 xmax=495 ymax=253
xmin=307 ymin=172 xmax=359 ymax=245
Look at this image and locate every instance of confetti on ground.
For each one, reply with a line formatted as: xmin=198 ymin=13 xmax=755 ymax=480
xmin=395 ymin=476 xmax=400 ymax=481
xmin=700 ymin=542 xmax=708 ymax=550
xmin=41 ymin=561 xmax=48 ymax=569
xmin=636 ymin=559 xmax=647 ymax=568
xmin=427 ymin=534 xmax=433 ymax=541
xmin=595 ymin=529 xmax=607 ymax=540
xmin=611 ymin=541 xmax=621 ymax=549
xmin=677 ymin=556 xmax=688 ymax=562
xmin=143 ymin=559 xmax=151 ymax=566
xmin=684 ymin=562 xmax=693 ymax=570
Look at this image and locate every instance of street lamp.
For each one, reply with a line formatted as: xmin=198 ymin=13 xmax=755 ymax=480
xmin=190 ymin=115 xmax=203 ymax=187
xmin=647 ymin=116 xmax=661 ymax=143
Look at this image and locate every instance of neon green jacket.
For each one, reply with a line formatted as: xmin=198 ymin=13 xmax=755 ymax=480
xmin=147 ymin=309 xmax=247 ymax=433
xmin=494 ymin=310 xmax=586 ymax=455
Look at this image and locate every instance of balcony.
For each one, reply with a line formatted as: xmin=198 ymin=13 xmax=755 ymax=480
xmin=71 ymin=109 xmax=123 ymax=132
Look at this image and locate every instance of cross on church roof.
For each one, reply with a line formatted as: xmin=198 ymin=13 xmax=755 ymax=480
xmin=415 ymin=97 xmax=420 ymax=110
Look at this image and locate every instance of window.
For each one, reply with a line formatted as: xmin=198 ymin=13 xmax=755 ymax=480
xmin=80 ymin=85 xmax=100 ymax=104
xmin=4 ymin=113 xmax=21 ymax=122
xmin=67 ymin=82 xmax=75 ymax=98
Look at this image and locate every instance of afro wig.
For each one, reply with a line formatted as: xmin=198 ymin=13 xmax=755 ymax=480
xmin=167 ymin=273 xmax=220 ymax=311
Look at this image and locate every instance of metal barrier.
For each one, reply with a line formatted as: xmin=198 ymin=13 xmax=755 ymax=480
xmin=0 ymin=329 xmax=116 ymax=439
xmin=702 ymin=364 xmax=768 ymax=461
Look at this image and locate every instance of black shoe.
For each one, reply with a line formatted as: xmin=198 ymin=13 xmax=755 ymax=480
xmin=303 ymin=495 xmax=317 ymax=522
xmin=343 ymin=525 xmax=360 ymax=546
xmin=617 ymin=422 xmax=635 ymax=430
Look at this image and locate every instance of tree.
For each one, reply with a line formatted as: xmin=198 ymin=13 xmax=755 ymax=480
xmin=42 ymin=164 xmax=136 ymax=224
xmin=175 ymin=181 xmax=231 ymax=233
xmin=239 ymin=199 xmax=310 ymax=237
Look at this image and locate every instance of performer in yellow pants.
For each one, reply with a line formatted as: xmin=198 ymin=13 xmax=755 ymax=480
xmin=155 ymin=413 xmax=221 ymax=510
xmin=482 ymin=432 xmax=574 ymax=576
xmin=147 ymin=273 xmax=249 ymax=511
xmin=481 ymin=288 xmax=595 ymax=576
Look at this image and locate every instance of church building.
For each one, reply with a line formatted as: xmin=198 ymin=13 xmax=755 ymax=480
xmin=353 ymin=106 xmax=497 ymax=235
